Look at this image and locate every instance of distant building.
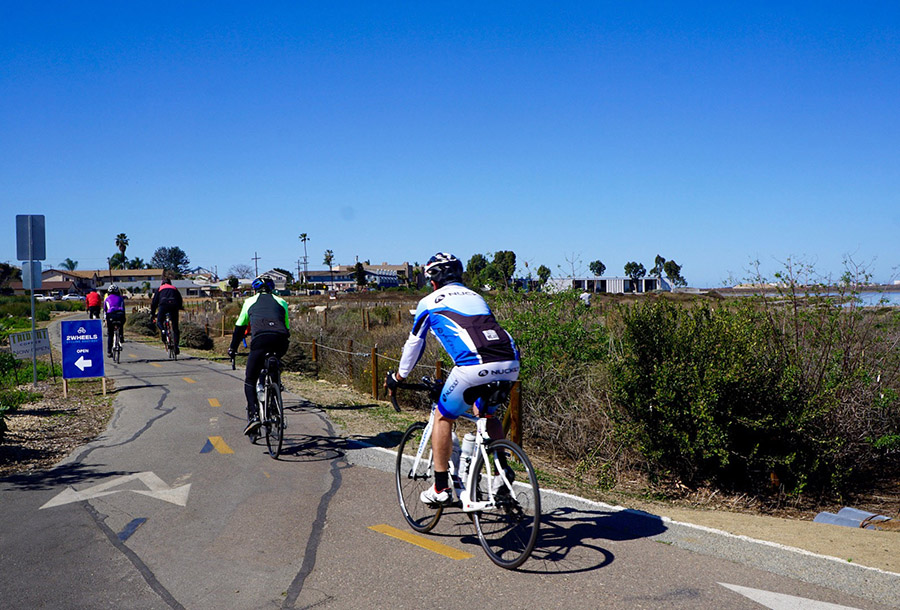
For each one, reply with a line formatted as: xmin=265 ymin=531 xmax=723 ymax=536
xmin=304 ymin=265 xmax=401 ymax=291
xmin=259 ymin=269 xmax=291 ymax=291
xmin=304 ymin=262 xmax=407 ymax=291
xmin=10 ymin=267 xmax=169 ymax=297
xmin=546 ymin=275 xmax=672 ymax=294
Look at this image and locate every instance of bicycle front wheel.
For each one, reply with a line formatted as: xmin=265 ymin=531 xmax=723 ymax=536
xmin=166 ymin=320 xmax=177 ymax=360
xmin=471 ymin=439 xmax=541 ymax=569
xmin=395 ymin=421 xmax=442 ymax=533
xmin=264 ymin=382 xmax=284 ymax=458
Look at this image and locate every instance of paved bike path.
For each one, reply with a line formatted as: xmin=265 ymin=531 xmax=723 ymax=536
xmin=1 ymin=324 xmax=339 ymax=608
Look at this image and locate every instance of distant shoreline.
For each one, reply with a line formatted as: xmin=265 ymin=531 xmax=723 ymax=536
xmin=715 ymin=284 xmax=900 ymax=293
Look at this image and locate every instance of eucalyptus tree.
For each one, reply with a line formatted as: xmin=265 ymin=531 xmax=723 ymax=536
xmin=589 ymin=260 xmax=606 ymax=277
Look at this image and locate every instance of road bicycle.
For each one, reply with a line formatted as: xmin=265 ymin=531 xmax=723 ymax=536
xmin=109 ymin=321 xmax=123 ymax=364
xmin=390 ymin=374 xmax=541 ymax=569
xmin=163 ymin=313 xmax=177 ymax=360
xmin=255 ymin=353 xmax=285 ymax=458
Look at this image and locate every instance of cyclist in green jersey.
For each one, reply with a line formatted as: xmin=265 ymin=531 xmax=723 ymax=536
xmin=227 ymin=277 xmax=291 ymax=435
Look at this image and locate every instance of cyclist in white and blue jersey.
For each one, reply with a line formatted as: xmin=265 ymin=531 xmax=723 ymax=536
xmin=386 ymin=252 xmax=520 ymax=506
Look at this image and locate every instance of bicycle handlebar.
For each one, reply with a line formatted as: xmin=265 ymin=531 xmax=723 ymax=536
xmin=385 ymin=372 xmax=442 ymax=413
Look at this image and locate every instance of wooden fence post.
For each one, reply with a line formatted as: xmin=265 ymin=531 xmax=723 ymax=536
xmin=507 ymin=381 xmax=522 ymax=445
xmin=311 ymin=339 xmax=318 ymax=378
xmin=371 ymin=347 xmax=378 ymax=399
xmin=435 ymin=360 xmax=442 ymax=381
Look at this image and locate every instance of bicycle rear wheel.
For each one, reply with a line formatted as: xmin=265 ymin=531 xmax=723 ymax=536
xmin=113 ymin=330 xmax=121 ymax=364
xmin=471 ymin=439 xmax=541 ymax=569
xmin=264 ymin=380 xmax=284 ymax=458
xmin=166 ymin=318 xmax=177 ymax=360
xmin=395 ymin=421 xmax=442 ymax=533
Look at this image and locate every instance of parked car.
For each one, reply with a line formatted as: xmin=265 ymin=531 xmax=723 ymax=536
xmin=35 ymin=294 xmax=55 ymax=302
xmin=61 ymin=294 xmax=85 ymax=301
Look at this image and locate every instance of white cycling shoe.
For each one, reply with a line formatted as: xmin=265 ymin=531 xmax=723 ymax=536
xmin=420 ymin=485 xmax=452 ymax=506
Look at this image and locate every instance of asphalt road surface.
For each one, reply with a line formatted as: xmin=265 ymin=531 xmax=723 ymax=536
xmin=1 ymin=319 xmax=897 ymax=609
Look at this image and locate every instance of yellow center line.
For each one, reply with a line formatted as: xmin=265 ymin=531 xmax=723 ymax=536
xmin=208 ymin=398 xmax=221 ymax=407
xmin=128 ymin=354 xmax=137 ymax=358
xmin=183 ymin=377 xmax=196 ymax=384
xmin=150 ymin=363 xmax=162 ymax=368
xmin=369 ymin=524 xmax=473 ymax=560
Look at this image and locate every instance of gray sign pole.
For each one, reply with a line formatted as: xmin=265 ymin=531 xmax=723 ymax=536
xmin=29 ymin=220 xmax=38 ymax=387
xmin=16 ymin=214 xmax=46 ymax=388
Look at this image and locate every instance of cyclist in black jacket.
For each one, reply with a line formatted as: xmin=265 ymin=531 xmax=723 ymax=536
xmin=150 ymin=276 xmax=184 ymax=353
xmin=227 ymin=276 xmax=291 ymax=435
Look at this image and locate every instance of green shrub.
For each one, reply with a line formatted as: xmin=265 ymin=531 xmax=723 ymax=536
xmin=610 ymin=300 xmax=808 ymax=492
xmin=126 ymin=311 xmax=159 ymax=336
xmin=282 ymin=333 xmax=317 ymax=374
xmin=180 ymin=323 xmax=213 ymax=349
xmin=609 ymin=294 xmax=900 ymax=497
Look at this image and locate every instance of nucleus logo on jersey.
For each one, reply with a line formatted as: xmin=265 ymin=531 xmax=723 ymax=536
xmin=441 ymin=378 xmax=459 ymax=401
xmin=491 ymin=366 xmax=519 ymax=376
xmin=478 ymin=369 xmax=489 ymax=377
xmin=434 ymin=295 xmax=445 ymax=303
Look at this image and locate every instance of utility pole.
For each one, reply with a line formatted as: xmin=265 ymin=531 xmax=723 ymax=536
xmin=299 ymin=233 xmax=310 ymax=295
xmin=252 ymin=252 xmax=260 ymax=277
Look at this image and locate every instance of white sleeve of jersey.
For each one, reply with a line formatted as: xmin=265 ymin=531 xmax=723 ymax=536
xmin=398 ymin=299 xmax=431 ymax=377
xmin=397 ymin=331 xmax=426 ymax=378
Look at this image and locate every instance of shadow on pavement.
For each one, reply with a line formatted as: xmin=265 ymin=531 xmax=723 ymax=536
xmin=0 ymin=462 xmax=132 ymax=492
xmin=515 ymin=506 xmax=668 ymax=574
xmin=274 ymin=428 xmax=404 ymax=463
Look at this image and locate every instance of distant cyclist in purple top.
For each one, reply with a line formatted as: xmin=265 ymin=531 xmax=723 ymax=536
xmin=103 ymin=285 xmax=126 ymax=358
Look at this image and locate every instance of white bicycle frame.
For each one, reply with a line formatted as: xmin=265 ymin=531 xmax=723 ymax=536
xmin=410 ymin=405 xmax=514 ymax=513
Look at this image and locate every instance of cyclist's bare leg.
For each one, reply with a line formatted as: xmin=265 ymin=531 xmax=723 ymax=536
xmin=431 ymin=411 xmax=454 ymax=482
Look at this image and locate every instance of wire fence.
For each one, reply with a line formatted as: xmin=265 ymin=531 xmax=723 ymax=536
xmin=291 ymin=336 xmax=523 ymax=444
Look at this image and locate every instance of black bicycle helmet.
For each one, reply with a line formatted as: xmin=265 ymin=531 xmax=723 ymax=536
xmin=424 ymin=252 xmax=463 ymax=287
xmin=251 ymin=276 xmax=276 ymax=293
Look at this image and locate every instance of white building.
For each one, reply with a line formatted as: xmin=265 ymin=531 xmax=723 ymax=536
xmin=547 ymin=275 xmax=672 ymax=294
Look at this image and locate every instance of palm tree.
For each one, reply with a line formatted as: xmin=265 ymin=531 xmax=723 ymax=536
xmin=59 ymin=258 xmax=78 ymax=271
xmin=115 ymin=233 xmax=129 ymax=257
xmin=128 ymin=257 xmax=146 ymax=270
xmin=324 ymin=249 xmax=334 ymax=291
xmin=109 ymin=252 xmax=127 ymax=269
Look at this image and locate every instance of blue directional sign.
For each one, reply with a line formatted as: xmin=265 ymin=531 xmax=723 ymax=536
xmin=61 ymin=320 xmax=105 ymax=379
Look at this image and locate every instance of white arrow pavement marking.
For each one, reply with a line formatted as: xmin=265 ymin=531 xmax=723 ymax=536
xmin=719 ymin=583 xmax=863 ymax=610
xmin=40 ymin=472 xmax=191 ymax=509
xmin=74 ymin=355 xmax=92 ymax=371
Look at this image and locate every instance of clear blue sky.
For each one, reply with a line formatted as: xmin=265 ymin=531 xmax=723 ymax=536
xmin=3 ymin=2 xmax=898 ymax=288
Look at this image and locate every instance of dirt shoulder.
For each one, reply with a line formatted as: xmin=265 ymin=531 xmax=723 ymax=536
xmin=0 ymin=378 xmax=113 ymax=478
